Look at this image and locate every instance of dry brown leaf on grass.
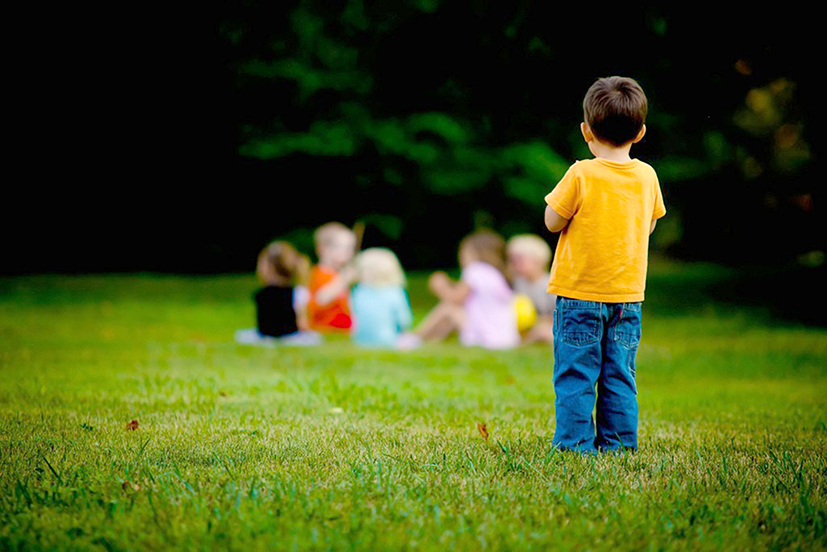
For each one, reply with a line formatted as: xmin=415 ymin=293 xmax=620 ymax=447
xmin=477 ymin=422 xmax=489 ymax=440
xmin=125 ymin=419 xmax=139 ymax=431
xmin=121 ymin=480 xmax=140 ymax=491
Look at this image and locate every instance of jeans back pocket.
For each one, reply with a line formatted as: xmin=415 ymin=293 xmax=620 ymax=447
xmin=558 ymin=297 xmax=600 ymax=347
xmin=614 ymin=303 xmax=642 ymax=350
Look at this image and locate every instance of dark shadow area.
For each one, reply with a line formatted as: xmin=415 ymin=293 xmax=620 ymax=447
xmin=645 ymin=260 xmax=826 ymax=328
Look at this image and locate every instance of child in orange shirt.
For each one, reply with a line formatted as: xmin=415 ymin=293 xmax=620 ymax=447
xmin=307 ymin=222 xmax=357 ymax=333
xmin=545 ymin=76 xmax=666 ymax=454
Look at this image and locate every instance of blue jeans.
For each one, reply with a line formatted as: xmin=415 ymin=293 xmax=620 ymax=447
xmin=552 ymin=296 xmax=642 ymax=453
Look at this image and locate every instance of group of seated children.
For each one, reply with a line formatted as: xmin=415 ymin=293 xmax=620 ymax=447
xmin=234 ymin=222 xmax=556 ymax=350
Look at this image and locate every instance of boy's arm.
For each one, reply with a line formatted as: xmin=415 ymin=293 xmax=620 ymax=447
xmin=652 ymin=172 xmax=666 ymax=234
xmin=314 ymin=266 xmax=356 ymax=306
xmin=544 ymin=166 xmax=578 ymax=233
xmin=293 ymin=286 xmax=310 ymax=330
xmin=429 ymin=271 xmax=471 ymax=304
xmin=545 ymin=205 xmax=570 ymax=233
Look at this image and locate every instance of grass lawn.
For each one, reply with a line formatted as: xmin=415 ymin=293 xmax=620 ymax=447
xmin=1 ymin=258 xmax=825 ymax=551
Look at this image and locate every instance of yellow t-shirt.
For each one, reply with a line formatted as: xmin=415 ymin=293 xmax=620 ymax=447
xmin=545 ymin=158 xmax=666 ymax=303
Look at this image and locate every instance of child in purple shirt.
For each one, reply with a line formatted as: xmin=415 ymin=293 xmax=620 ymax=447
xmin=414 ymin=230 xmax=519 ymax=350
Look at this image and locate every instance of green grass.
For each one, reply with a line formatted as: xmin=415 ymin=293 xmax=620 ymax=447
xmin=1 ymin=258 xmax=825 ymax=551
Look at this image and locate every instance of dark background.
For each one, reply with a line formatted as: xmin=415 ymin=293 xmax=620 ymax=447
xmin=4 ymin=3 xmax=821 ymax=277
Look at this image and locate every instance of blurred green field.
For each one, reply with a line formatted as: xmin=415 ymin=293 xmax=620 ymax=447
xmin=0 ymin=259 xmax=825 ymax=551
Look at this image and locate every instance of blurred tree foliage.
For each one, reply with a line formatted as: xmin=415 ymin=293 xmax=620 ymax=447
xmin=213 ymin=1 xmax=818 ymax=269
xmin=7 ymin=3 xmax=817 ymax=276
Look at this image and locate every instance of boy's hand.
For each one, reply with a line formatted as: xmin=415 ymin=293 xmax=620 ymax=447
xmin=315 ymin=266 xmax=356 ymax=307
xmin=428 ymin=271 xmax=451 ymax=295
xmin=340 ymin=265 xmax=357 ymax=284
xmin=545 ymin=205 xmax=570 ymax=233
xmin=429 ymin=271 xmax=470 ymax=305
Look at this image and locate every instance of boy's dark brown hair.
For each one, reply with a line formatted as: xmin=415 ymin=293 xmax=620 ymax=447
xmin=460 ymin=230 xmax=507 ymax=275
xmin=583 ymin=76 xmax=648 ymax=147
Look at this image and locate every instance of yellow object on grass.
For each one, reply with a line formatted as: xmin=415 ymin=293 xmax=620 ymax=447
xmin=513 ymin=293 xmax=537 ymax=332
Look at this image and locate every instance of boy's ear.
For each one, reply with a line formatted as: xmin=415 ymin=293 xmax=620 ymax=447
xmin=632 ymin=124 xmax=646 ymax=143
xmin=580 ymin=122 xmax=594 ymax=143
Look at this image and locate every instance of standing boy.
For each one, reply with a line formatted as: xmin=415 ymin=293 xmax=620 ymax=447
xmin=544 ymin=76 xmax=666 ymax=453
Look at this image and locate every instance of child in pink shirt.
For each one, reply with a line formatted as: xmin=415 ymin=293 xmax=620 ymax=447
xmin=414 ymin=230 xmax=519 ymax=350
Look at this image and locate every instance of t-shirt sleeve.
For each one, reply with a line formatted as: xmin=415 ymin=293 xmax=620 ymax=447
xmin=544 ymin=164 xmax=580 ymax=219
xmin=653 ymin=172 xmax=666 ymax=220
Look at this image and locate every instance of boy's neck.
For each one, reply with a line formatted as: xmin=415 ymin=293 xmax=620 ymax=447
xmin=590 ymin=140 xmax=634 ymax=163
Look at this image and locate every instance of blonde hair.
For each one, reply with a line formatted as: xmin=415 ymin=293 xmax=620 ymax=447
xmin=459 ymin=230 xmax=507 ymax=274
xmin=507 ymin=234 xmax=552 ymax=269
xmin=314 ymin=222 xmax=355 ymax=251
xmin=256 ymin=241 xmax=310 ymax=286
xmin=356 ymin=248 xmax=406 ymax=287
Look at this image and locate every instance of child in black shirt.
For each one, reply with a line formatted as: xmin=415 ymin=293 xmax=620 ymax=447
xmin=235 ymin=241 xmax=321 ymax=346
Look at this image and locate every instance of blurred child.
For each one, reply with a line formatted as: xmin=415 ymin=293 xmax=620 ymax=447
xmin=307 ymin=222 xmax=357 ymax=333
xmin=506 ymin=234 xmax=557 ymax=344
xmin=350 ymin=248 xmax=415 ymax=348
xmin=234 ymin=240 xmax=322 ymax=346
xmin=414 ymin=230 xmax=519 ymax=349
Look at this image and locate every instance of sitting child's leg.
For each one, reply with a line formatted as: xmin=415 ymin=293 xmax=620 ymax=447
xmin=552 ymin=297 xmax=602 ymax=454
xmin=595 ymin=303 xmax=641 ymax=452
xmin=414 ymin=302 xmax=465 ymax=342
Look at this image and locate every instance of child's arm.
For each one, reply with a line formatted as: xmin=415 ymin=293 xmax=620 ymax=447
xmin=293 ymin=286 xmax=311 ymax=330
xmin=314 ymin=266 xmax=356 ymax=306
xmin=429 ymin=271 xmax=470 ymax=305
xmin=545 ymin=164 xmax=578 ymax=233
xmin=545 ymin=205 xmax=570 ymax=233
xmin=651 ymin=173 xmax=666 ymax=235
